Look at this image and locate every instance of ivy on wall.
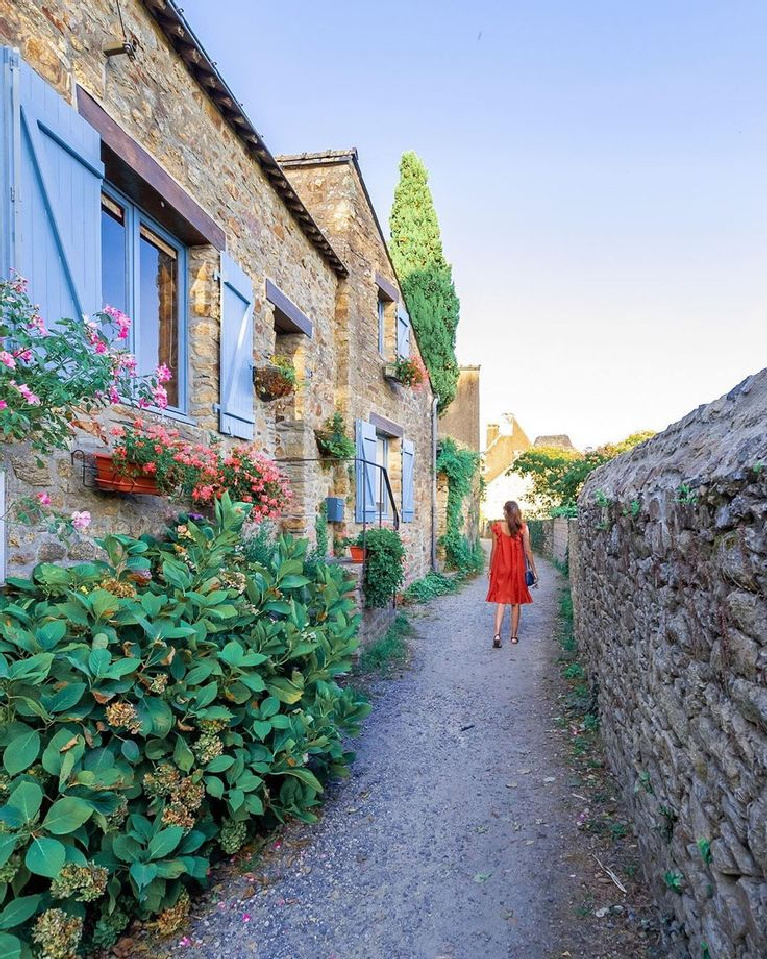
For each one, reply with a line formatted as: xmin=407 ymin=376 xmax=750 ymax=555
xmin=389 ymin=152 xmax=460 ymax=413
xmin=437 ymin=438 xmax=482 ymax=573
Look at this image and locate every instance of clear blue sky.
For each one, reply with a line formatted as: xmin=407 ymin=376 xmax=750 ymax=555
xmin=182 ymin=0 xmax=767 ymax=449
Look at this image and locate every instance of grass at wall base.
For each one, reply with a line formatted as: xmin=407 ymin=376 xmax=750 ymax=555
xmin=0 ymin=494 xmax=369 ymax=957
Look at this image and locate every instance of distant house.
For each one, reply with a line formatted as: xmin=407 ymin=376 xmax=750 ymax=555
xmin=482 ymin=416 xmax=576 ymax=523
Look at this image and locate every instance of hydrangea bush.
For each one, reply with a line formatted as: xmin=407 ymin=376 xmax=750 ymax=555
xmin=0 ymin=496 xmax=368 ymax=957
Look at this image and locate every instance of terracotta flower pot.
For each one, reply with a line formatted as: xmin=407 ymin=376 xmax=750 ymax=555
xmin=349 ymin=545 xmax=366 ymax=562
xmin=94 ymin=453 xmax=161 ymax=495
xmin=254 ymin=364 xmax=295 ymax=401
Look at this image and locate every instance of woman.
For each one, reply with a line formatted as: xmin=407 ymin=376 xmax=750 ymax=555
xmin=487 ymin=500 xmax=538 ymax=647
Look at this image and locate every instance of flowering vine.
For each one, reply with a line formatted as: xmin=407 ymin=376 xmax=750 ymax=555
xmin=0 ymin=275 xmax=167 ymax=458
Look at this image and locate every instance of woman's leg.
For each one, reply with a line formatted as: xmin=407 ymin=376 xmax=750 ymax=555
xmin=494 ymin=603 xmax=506 ymax=636
xmin=511 ymin=604 xmax=520 ymax=640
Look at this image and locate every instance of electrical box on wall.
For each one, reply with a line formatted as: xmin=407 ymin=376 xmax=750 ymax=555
xmin=325 ymin=497 xmax=344 ymax=523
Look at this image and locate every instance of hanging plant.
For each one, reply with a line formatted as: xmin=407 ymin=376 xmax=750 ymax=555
xmin=254 ymin=354 xmax=298 ymax=401
xmin=383 ymin=355 xmax=428 ymax=389
xmin=315 ymin=411 xmax=356 ymax=461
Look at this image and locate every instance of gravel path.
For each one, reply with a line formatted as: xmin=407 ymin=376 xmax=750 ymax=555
xmin=171 ymin=558 xmax=581 ymax=959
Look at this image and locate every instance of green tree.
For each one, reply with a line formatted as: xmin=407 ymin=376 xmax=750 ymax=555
xmin=509 ymin=431 xmax=655 ymax=514
xmin=389 ymin=152 xmax=460 ymax=412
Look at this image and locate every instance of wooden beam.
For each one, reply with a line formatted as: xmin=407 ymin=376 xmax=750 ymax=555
xmin=77 ymin=87 xmax=226 ymax=250
xmin=369 ymin=412 xmax=404 ymax=438
xmin=266 ymin=279 xmax=313 ymax=338
xmin=375 ymin=271 xmax=399 ymax=303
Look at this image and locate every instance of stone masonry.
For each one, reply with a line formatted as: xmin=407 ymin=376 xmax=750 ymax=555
xmin=1 ymin=3 xmax=436 ymax=603
xmin=279 ymin=151 xmax=436 ymax=585
xmin=572 ymin=369 xmax=767 ymax=957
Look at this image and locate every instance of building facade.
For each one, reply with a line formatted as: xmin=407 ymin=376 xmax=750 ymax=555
xmin=0 ymin=1 xmax=435 ymax=591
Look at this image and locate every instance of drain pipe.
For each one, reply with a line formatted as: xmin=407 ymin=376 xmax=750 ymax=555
xmin=431 ymin=395 xmax=439 ymax=571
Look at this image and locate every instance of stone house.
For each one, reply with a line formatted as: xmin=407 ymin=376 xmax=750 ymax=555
xmin=0 ymin=0 xmax=436 ymax=594
xmin=482 ymin=420 xmax=576 ymax=523
xmin=278 ymin=150 xmax=436 ymax=584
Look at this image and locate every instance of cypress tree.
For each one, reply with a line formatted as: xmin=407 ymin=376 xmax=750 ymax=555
xmin=389 ymin=152 xmax=460 ymax=412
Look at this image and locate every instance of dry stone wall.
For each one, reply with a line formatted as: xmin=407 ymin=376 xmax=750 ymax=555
xmin=572 ymin=370 xmax=767 ymax=957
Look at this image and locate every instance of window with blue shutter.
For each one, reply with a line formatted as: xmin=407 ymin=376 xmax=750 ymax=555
xmin=402 ymin=438 xmax=415 ymax=523
xmin=1 ymin=46 xmax=104 ymax=321
xmin=101 ymin=185 xmax=188 ymax=410
xmin=219 ymin=251 xmax=255 ymax=439
xmin=355 ymin=419 xmax=379 ymax=523
xmin=397 ymin=306 xmax=411 ymax=359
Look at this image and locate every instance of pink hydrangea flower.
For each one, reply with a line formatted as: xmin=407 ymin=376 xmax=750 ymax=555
xmin=0 ymin=351 xmax=16 ymax=369
xmin=36 ymin=492 xmax=52 ymax=507
xmin=70 ymin=510 xmax=91 ymax=531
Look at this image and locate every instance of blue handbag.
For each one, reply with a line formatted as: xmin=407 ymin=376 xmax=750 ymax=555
xmin=525 ymin=563 xmax=535 ymax=587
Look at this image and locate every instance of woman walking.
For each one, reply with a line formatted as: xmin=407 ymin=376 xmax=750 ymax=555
xmin=487 ymin=500 xmax=538 ymax=647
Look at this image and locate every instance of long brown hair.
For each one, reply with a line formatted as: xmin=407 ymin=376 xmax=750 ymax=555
xmin=503 ymin=500 xmax=523 ymax=537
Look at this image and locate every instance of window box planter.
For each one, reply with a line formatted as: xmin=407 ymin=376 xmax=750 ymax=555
xmin=349 ymin=545 xmax=366 ymax=562
xmin=93 ymin=453 xmax=161 ymax=496
xmin=254 ymin=362 xmax=296 ymax=401
xmin=383 ymin=362 xmax=403 ymax=384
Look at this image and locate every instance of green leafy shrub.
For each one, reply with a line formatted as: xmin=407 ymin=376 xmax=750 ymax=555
xmin=358 ymin=528 xmax=405 ymax=607
xmin=314 ymin=412 xmax=356 ymax=462
xmin=436 ymin=438 xmax=482 ymax=574
xmin=402 ymin=572 xmax=458 ymax=604
xmin=0 ymin=495 xmax=369 ymax=955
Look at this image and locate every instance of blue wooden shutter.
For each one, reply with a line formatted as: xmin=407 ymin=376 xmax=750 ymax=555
xmin=219 ymin=251 xmax=255 ymax=439
xmin=1 ymin=47 xmax=104 ymax=321
xmin=402 ymin=438 xmax=415 ymax=523
xmin=355 ymin=419 xmax=378 ymax=523
xmin=397 ymin=306 xmax=411 ymax=359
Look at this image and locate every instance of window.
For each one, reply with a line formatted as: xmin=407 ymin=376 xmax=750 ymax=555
xmin=375 ymin=434 xmax=389 ymax=516
xmin=377 ymin=296 xmax=386 ymax=355
xmin=101 ymin=186 xmax=186 ymax=411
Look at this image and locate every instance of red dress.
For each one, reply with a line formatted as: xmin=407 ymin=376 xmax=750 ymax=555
xmin=486 ymin=522 xmax=533 ymax=605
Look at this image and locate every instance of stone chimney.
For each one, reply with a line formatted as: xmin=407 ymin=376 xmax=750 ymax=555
xmin=486 ymin=423 xmax=500 ymax=447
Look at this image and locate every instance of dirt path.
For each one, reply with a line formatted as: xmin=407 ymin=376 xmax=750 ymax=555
xmin=166 ymin=558 xmax=598 ymax=959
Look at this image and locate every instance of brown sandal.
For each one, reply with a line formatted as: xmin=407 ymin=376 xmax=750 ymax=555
xmin=492 ymin=634 xmax=502 ymax=649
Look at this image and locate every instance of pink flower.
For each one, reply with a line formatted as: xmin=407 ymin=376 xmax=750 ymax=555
xmin=152 ymin=384 xmax=168 ymax=409
xmin=179 ymin=937 xmax=192 ymax=947
xmin=36 ymin=492 xmax=52 ymax=507
xmin=29 ymin=313 xmax=48 ymax=335
xmin=0 ymin=401 xmax=7 ymax=411
xmin=94 ymin=340 xmax=107 ymax=354
xmin=242 ymin=914 xmax=251 ymax=923
xmin=0 ymin=351 xmax=16 ymax=369
xmin=108 ymin=385 xmax=121 ymax=404
xmin=14 ymin=349 xmax=32 ymax=362
xmin=70 ymin=510 xmax=91 ymax=531
xmin=14 ymin=383 xmax=41 ymax=405
xmin=156 ymin=363 xmax=172 ymax=384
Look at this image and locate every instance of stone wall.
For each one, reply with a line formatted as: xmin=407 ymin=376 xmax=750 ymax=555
xmin=438 ymin=365 xmax=481 ymax=452
xmin=572 ymin=370 xmax=767 ymax=957
xmin=552 ymin=517 xmax=570 ymax=566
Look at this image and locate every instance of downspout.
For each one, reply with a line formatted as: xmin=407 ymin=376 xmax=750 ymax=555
xmin=431 ymin=395 xmax=439 ymax=571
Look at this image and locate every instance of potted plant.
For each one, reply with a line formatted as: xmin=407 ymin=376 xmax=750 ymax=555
xmin=315 ymin=411 xmax=356 ymax=462
xmin=383 ymin=354 xmax=428 ymax=389
xmin=98 ymin=420 xmax=193 ymax=495
xmin=254 ymin=354 xmax=298 ymax=401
